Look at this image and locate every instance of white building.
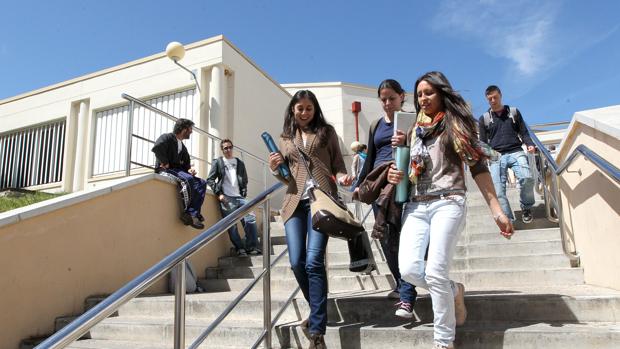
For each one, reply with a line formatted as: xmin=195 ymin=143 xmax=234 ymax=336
xmin=0 ymin=34 xmax=565 ymax=196
xmin=0 ymin=36 xmax=293 ymax=197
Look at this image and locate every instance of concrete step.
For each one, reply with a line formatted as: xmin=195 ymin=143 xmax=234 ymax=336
xmin=67 ymin=339 xmax=171 ymax=349
xmin=277 ymin=321 xmax=620 ymax=349
xmin=323 ymin=288 xmax=620 ymax=324
xmin=332 ymin=239 xmax=565 ymax=261
xmin=465 ymin=209 xmax=558 ymax=232
xmin=87 ymin=318 xmax=266 ymax=348
xmin=461 ymin=227 xmax=559 ymax=243
xmin=459 ymin=239 xmax=564 ymax=258
xmin=452 ymin=253 xmax=571 ymax=270
xmin=199 ymin=274 xmax=395 ymax=294
xmin=450 ymin=268 xmax=584 ymax=288
xmin=202 ymin=265 xmax=582 ymax=292
xmin=336 ymin=252 xmax=570 ymax=273
xmin=68 ymin=339 xmax=248 ymax=349
xmin=213 ymin=252 xmax=571 ymax=280
xmin=116 ymin=293 xmax=302 ymax=322
xmin=328 ymin=229 xmax=560 ymax=252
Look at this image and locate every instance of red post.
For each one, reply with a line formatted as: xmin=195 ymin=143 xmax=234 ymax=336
xmin=352 ymin=101 xmax=362 ymax=141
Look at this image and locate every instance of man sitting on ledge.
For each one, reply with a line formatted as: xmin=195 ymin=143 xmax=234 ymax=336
xmin=152 ymin=118 xmax=206 ymax=229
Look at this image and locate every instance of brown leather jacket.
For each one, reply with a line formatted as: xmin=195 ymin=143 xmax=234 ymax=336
xmin=356 ymin=162 xmax=402 ymax=244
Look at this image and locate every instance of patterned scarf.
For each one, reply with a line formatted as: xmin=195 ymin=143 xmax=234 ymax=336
xmin=409 ymin=111 xmax=499 ymax=184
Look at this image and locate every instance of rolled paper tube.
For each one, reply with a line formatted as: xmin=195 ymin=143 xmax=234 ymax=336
xmin=395 ymin=146 xmax=410 ymax=203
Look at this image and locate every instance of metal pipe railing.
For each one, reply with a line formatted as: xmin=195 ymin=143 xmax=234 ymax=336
xmin=121 ymin=93 xmax=268 ymax=165
xmin=188 ymin=211 xmax=286 ymax=349
xmin=525 ymin=123 xmax=620 ymax=267
xmin=35 ymin=182 xmax=285 ymax=349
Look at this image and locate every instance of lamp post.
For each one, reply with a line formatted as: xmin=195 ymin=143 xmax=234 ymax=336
xmin=166 ymin=41 xmax=201 ymax=92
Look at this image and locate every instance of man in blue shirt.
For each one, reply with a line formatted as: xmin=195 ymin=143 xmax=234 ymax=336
xmin=479 ymin=85 xmax=536 ymax=223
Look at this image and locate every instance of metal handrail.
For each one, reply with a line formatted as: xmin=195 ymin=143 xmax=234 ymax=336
xmin=35 ymin=181 xmax=286 ymax=349
xmin=121 ymin=93 xmax=268 ymax=165
xmin=251 ymin=198 xmax=375 ymax=349
xmin=189 ymin=243 xmax=290 ymax=348
xmin=525 ymin=123 xmax=620 ymax=267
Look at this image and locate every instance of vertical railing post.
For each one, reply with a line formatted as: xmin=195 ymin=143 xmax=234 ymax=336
xmin=262 ymin=200 xmax=272 ymax=348
xmin=263 ymin=162 xmax=268 ymax=191
xmin=125 ymin=101 xmax=135 ymax=177
xmin=174 ymin=260 xmax=187 ymax=349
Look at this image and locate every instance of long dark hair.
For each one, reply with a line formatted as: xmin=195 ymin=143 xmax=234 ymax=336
xmin=413 ymin=71 xmax=478 ymax=146
xmin=377 ymin=79 xmax=406 ymax=106
xmin=281 ymin=90 xmax=334 ymax=146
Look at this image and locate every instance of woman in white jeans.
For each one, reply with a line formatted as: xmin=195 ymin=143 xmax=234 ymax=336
xmin=387 ymin=71 xmax=514 ymax=349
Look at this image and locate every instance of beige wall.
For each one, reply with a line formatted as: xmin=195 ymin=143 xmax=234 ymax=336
xmin=556 ymin=122 xmax=620 ymax=290
xmin=0 ymin=178 xmax=233 ymax=348
xmin=220 ymin=42 xmax=291 ymax=198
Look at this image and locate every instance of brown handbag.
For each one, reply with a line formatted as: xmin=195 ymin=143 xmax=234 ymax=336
xmin=296 ymin=146 xmax=364 ymax=240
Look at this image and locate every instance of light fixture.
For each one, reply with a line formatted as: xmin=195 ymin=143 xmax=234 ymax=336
xmin=165 ymin=41 xmax=201 ymax=92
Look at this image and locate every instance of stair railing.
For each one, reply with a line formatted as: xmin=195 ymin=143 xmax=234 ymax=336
xmin=35 ymin=181 xmax=286 ymax=349
xmin=526 ymin=124 xmax=620 ymax=267
xmin=121 ymin=93 xmax=271 ymax=191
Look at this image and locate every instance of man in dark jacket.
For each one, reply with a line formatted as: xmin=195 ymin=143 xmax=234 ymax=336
xmin=152 ymin=118 xmax=206 ymax=229
xmin=479 ymin=85 xmax=536 ymax=223
xmin=207 ymin=139 xmax=261 ymax=256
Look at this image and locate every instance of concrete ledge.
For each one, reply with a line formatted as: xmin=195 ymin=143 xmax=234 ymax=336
xmin=0 ymin=174 xmax=179 ymax=229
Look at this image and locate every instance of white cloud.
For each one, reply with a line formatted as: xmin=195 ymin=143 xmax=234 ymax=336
xmin=433 ymin=0 xmax=559 ymax=77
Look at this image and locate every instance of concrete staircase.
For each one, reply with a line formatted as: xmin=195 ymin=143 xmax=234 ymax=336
xmin=61 ymin=188 xmax=620 ymax=348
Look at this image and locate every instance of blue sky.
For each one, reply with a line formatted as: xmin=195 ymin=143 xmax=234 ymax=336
xmin=1 ymin=0 xmax=619 ymax=125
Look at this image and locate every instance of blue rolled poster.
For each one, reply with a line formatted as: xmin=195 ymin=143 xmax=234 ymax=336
xmin=261 ymin=132 xmax=291 ymax=180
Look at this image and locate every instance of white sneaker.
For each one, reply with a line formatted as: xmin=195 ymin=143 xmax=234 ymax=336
xmin=394 ymin=301 xmax=413 ymax=319
xmin=432 ymin=343 xmax=454 ymax=349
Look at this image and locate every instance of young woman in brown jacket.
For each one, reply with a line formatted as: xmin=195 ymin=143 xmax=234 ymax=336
xmin=268 ymin=90 xmax=353 ymax=349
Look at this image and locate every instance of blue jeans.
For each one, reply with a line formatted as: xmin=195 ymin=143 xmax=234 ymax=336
xmin=371 ymin=203 xmax=417 ymax=304
xmin=219 ymin=195 xmax=259 ymax=251
xmin=489 ymin=150 xmax=535 ymax=220
xmin=165 ymin=168 xmax=206 ymax=217
xmin=284 ymin=199 xmax=328 ymax=335
xmin=399 ymin=196 xmax=466 ymax=347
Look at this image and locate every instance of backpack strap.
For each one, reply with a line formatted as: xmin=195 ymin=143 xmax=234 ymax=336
xmin=484 ymin=106 xmax=517 ymax=128
xmin=483 ymin=110 xmax=493 ymax=128
xmin=508 ymin=106 xmax=517 ymax=124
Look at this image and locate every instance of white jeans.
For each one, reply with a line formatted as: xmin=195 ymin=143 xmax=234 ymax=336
xmin=399 ymin=195 xmax=466 ymax=347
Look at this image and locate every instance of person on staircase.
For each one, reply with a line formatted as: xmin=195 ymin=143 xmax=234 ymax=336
xmin=349 ymin=141 xmax=367 ymax=184
xmin=206 ymin=139 xmax=262 ymax=257
xmin=478 ymin=85 xmax=536 ymax=223
xmin=353 ymin=79 xmax=418 ymax=319
xmin=152 ymin=118 xmax=206 ymax=230
xmin=386 ymin=71 xmax=514 ymax=349
xmin=268 ymin=90 xmax=353 ymax=349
